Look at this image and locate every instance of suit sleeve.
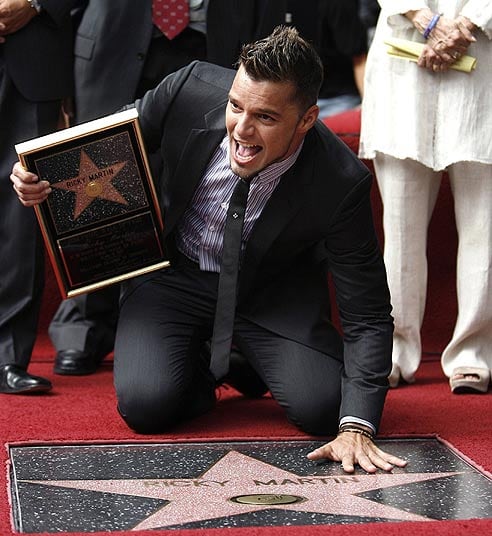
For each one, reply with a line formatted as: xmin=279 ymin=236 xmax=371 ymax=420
xmin=134 ymin=62 xmax=199 ymax=154
xmin=323 ymin=174 xmax=393 ymax=431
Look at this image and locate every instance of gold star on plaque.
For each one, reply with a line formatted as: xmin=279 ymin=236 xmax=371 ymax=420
xmin=51 ymin=150 xmax=128 ymax=219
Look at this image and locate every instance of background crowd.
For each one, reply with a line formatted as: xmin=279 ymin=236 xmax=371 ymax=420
xmin=1 ymin=0 xmax=490 ymax=428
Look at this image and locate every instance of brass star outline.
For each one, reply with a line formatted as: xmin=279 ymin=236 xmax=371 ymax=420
xmin=21 ymin=450 xmax=464 ymax=530
xmin=51 ymin=150 xmax=128 ymax=220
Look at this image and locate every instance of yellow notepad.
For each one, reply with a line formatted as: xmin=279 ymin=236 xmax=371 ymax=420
xmin=385 ymin=37 xmax=477 ymax=73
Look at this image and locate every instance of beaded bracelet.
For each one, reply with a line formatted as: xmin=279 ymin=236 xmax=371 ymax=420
xmin=338 ymin=427 xmax=374 ymax=440
xmin=423 ymin=13 xmax=441 ymax=39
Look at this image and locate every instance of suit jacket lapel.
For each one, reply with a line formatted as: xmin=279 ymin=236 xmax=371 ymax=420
xmin=239 ymin=135 xmax=317 ymax=296
xmin=164 ymin=106 xmax=226 ymax=234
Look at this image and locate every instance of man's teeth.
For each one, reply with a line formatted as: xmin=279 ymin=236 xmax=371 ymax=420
xmin=236 ymin=142 xmax=259 ymax=158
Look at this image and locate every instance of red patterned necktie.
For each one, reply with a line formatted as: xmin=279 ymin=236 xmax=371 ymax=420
xmin=152 ymin=0 xmax=190 ymax=40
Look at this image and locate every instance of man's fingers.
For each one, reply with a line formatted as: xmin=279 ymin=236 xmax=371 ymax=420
xmin=371 ymin=446 xmax=408 ymax=469
xmin=12 ymin=161 xmax=37 ymax=181
xmin=307 ymin=445 xmax=335 ymax=462
xmin=11 ymin=184 xmax=50 ymax=206
xmin=381 ymin=452 xmax=408 ymax=468
xmin=10 ymin=162 xmax=51 ymax=206
xmin=340 ymin=453 xmax=357 ymax=473
xmin=366 ymin=450 xmax=394 ymax=472
xmin=351 ymin=452 xmax=377 ymax=474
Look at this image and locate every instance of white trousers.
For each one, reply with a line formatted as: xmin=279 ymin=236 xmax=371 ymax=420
xmin=374 ymin=154 xmax=492 ymax=379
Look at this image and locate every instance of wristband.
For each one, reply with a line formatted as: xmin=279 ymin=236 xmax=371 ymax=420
xmin=338 ymin=426 xmax=374 ymax=440
xmin=423 ymin=13 xmax=441 ymax=39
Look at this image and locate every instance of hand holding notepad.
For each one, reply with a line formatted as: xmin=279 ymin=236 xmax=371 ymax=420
xmin=385 ymin=37 xmax=477 ymax=73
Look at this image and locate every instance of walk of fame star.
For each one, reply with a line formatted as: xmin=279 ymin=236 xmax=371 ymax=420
xmin=51 ymin=150 xmax=128 ymax=219
xmin=21 ymin=450 xmax=464 ymax=531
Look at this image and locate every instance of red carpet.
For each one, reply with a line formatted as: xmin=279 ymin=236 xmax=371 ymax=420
xmin=2 ymin=358 xmax=491 ymax=535
xmin=2 ymin=110 xmax=489 ymax=535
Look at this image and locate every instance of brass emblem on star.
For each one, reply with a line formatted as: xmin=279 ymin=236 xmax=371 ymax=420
xmin=85 ymin=181 xmax=103 ymax=197
xmin=51 ymin=150 xmax=128 ymax=220
xmin=230 ymin=494 xmax=305 ymax=505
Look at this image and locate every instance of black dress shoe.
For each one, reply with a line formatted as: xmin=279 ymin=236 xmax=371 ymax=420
xmin=0 ymin=364 xmax=52 ymax=394
xmin=223 ymin=347 xmax=269 ymax=398
xmin=54 ymin=349 xmax=103 ymax=375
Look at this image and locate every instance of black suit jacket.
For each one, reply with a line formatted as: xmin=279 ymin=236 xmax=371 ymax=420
xmin=134 ymin=61 xmax=393 ymax=428
xmin=71 ymin=0 xmax=286 ymax=122
xmin=3 ymin=0 xmax=73 ymax=101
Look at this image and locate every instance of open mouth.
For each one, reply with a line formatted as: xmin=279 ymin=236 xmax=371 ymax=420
xmin=235 ymin=141 xmax=262 ymax=163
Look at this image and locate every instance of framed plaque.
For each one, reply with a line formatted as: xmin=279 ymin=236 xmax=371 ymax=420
xmin=16 ymin=108 xmax=169 ymax=298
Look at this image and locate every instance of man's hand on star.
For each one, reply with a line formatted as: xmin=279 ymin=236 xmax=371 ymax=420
xmin=307 ymin=433 xmax=408 ymax=474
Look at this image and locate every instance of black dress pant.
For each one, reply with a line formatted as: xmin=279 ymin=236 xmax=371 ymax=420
xmin=0 ymin=54 xmax=60 ymax=367
xmin=114 ymin=257 xmax=343 ymax=435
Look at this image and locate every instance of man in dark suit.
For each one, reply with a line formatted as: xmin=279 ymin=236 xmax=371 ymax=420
xmin=49 ymin=0 xmax=288 ymax=376
xmin=0 ymin=0 xmax=73 ymax=394
xmin=11 ymin=26 xmax=406 ymax=473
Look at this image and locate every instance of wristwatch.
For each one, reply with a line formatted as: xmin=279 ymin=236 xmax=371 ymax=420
xmin=26 ymin=0 xmax=43 ymax=14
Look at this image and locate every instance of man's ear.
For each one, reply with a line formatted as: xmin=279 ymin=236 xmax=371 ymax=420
xmin=299 ymin=104 xmax=319 ymax=133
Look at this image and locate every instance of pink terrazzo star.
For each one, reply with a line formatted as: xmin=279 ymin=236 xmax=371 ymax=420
xmin=23 ymin=450 xmax=463 ymax=530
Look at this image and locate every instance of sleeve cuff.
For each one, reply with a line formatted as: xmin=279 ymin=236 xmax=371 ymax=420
xmin=339 ymin=416 xmax=376 ymax=434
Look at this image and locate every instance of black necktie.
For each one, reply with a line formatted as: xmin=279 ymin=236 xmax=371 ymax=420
xmin=210 ymin=178 xmax=251 ymax=380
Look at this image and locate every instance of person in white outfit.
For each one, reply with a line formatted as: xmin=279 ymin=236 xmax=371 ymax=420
xmin=359 ymin=1 xmax=492 ymax=393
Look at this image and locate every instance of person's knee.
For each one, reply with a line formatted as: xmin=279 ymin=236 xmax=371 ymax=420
xmin=115 ymin=377 xmax=216 ymax=434
xmin=116 ymin=382 xmax=184 ymax=433
xmin=283 ymin=391 xmax=340 ymax=436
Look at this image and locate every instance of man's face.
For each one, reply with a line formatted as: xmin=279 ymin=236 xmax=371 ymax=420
xmin=225 ymin=66 xmax=318 ymax=179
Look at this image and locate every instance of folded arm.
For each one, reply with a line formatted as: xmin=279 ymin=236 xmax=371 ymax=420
xmin=0 ymin=0 xmax=37 ymax=41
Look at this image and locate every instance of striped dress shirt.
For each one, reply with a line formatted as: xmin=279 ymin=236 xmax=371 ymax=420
xmin=176 ymin=135 xmax=302 ymax=272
